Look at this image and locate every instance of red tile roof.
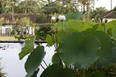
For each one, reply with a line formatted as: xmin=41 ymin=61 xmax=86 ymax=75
xmin=0 ymin=14 xmax=38 ymax=24
xmin=99 ymin=10 xmax=116 ymax=18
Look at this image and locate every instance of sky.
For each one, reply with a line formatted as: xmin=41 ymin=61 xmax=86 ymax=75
xmin=95 ymin=0 xmax=116 ymax=10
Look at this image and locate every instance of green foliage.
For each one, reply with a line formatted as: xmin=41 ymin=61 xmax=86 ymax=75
xmin=0 ymin=58 xmax=5 ymax=77
xmin=105 ymin=20 xmax=116 ymax=40
xmin=113 ymin=7 xmax=116 ymax=15
xmin=93 ymin=31 xmax=113 ymax=62
xmin=14 ymin=35 xmax=31 ymax=40
xmin=15 ymin=0 xmax=41 ymax=14
xmin=52 ymin=53 xmax=59 ymax=64
xmin=46 ymin=35 xmax=54 ymax=46
xmin=25 ymin=46 xmax=46 ymax=77
xmin=40 ymin=1 xmax=77 ymax=15
xmin=19 ymin=17 xmax=31 ymax=26
xmin=65 ymin=12 xmax=83 ymax=22
xmin=40 ymin=64 xmax=77 ymax=77
xmin=86 ymin=72 xmax=104 ymax=77
xmin=19 ymin=12 xmax=116 ymax=77
xmin=30 ymin=68 xmax=39 ymax=77
xmin=60 ymin=32 xmax=101 ymax=69
xmin=19 ymin=36 xmax=35 ymax=60
xmin=96 ymin=45 xmax=116 ymax=67
xmin=35 ymin=26 xmax=52 ymax=40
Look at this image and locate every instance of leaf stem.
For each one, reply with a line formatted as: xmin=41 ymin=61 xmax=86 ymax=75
xmin=54 ymin=33 xmax=63 ymax=69
xmin=43 ymin=60 xmax=48 ymax=67
xmin=62 ymin=21 xmax=64 ymax=30
xmin=104 ymin=25 xmax=106 ymax=32
xmin=51 ymin=22 xmax=63 ymax=69
xmin=83 ymin=68 xmax=85 ymax=77
xmin=108 ymin=67 xmax=109 ymax=77
xmin=40 ymin=64 xmax=45 ymax=70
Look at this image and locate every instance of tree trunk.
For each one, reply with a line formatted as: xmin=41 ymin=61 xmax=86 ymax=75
xmin=25 ymin=0 xmax=28 ymax=13
xmin=83 ymin=4 xmax=86 ymax=14
xmin=111 ymin=0 xmax=112 ymax=10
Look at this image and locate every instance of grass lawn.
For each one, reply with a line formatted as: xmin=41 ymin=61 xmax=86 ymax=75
xmin=0 ymin=36 xmax=17 ymax=41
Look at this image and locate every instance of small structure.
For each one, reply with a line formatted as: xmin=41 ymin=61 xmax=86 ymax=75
xmin=99 ymin=10 xmax=116 ymax=22
xmin=0 ymin=14 xmax=38 ymax=35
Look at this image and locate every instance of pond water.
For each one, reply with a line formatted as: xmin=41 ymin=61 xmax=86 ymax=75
xmin=0 ymin=43 xmax=55 ymax=77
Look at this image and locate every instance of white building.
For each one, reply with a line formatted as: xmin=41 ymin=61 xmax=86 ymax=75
xmin=0 ymin=25 xmax=12 ymax=34
xmin=99 ymin=10 xmax=116 ymax=22
xmin=0 ymin=14 xmax=38 ymax=35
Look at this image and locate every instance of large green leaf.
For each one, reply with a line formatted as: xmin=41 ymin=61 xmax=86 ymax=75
xmin=105 ymin=20 xmax=116 ymax=38
xmin=25 ymin=46 xmax=46 ymax=77
xmin=59 ymin=32 xmax=101 ymax=69
xmin=56 ymin=29 xmax=67 ymax=42
xmin=108 ymin=20 xmax=116 ymax=26
xmin=87 ymin=24 xmax=99 ymax=33
xmin=105 ymin=22 xmax=113 ymax=33
xmin=112 ymin=27 xmax=116 ymax=40
xmin=65 ymin=12 xmax=83 ymax=22
xmin=84 ymin=20 xmax=96 ymax=27
xmin=40 ymin=64 xmax=77 ymax=77
xmin=66 ymin=20 xmax=90 ymax=31
xmin=65 ymin=27 xmax=78 ymax=34
xmin=107 ymin=28 xmax=113 ymax=36
xmin=46 ymin=35 xmax=54 ymax=46
xmin=66 ymin=20 xmax=82 ymax=29
xmin=93 ymin=31 xmax=113 ymax=61
xmin=52 ymin=53 xmax=59 ymax=64
xmin=19 ymin=36 xmax=35 ymax=60
xmin=56 ymin=28 xmax=78 ymax=43
xmin=96 ymin=46 xmax=116 ymax=67
xmin=96 ymin=22 xmax=104 ymax=31
xmin=81 ymin=30 xmax=91 ymax=36
xmin=54 ymin=21 xmax=66 ymax=30
xmin=31 ymin=68 xmax=40 ymax=77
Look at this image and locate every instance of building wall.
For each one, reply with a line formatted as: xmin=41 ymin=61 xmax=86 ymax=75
xmin=0 ymin=25 xmax=36 ymax=35
xmin=0 ymin=25 xmax=12 ymax=34
xmin=103 ymin=18 xmax=116 ymax=22
xmin=22 ymin=25 xmax=35 ymax=35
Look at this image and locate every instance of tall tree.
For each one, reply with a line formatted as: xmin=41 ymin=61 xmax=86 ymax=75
xmin=1 ymin=0 xmax=19 ymax=14
xmin=78 ymin=0 xmax=98 ymax=13
xmin=16 ymin=0 xmax=45 ymax=14
xmin=40 ymin=1 xmax=78 ymax=14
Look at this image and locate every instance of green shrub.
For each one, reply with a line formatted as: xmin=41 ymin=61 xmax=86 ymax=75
xmin=35 ymin=26 xmax=52 ymax=40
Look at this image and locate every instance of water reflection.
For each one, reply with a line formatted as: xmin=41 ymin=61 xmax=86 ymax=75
xmin=0 ymin=43 xmax=55 ymax=77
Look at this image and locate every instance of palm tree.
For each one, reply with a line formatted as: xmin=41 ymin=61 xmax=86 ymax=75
xmin=111 ymin=0 xmax=112 ymax=10
xmin=78 ymin=0 xmax=98 ymax=21
xmin=78 ymin=0 xmax=97 ymax=13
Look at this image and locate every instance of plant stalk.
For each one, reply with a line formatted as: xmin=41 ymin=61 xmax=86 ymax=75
xmin=83 ymin=68 xmax=85 ymax=77
xmin=43 ymin=60 xmax=48 ymax=67
xmin=51 ymin=22 xmax=63 ymax=69
xmin=40 ymin=64 xmax=45 ymax=70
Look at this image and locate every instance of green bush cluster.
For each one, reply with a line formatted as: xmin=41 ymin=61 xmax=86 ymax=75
xmin=35 ymin=26 xmax=52 ymax=40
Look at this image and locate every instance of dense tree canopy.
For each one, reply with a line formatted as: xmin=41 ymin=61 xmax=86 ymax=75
xmin=16 ymin=0 xmax=40 ymax=14
xmin=113 ymin=7 xmax=116 ymax=15
xmin=40 ymin=1 xmax=78 ymax=14
xmin=0 ymin=0 xmax=106 ymax=23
